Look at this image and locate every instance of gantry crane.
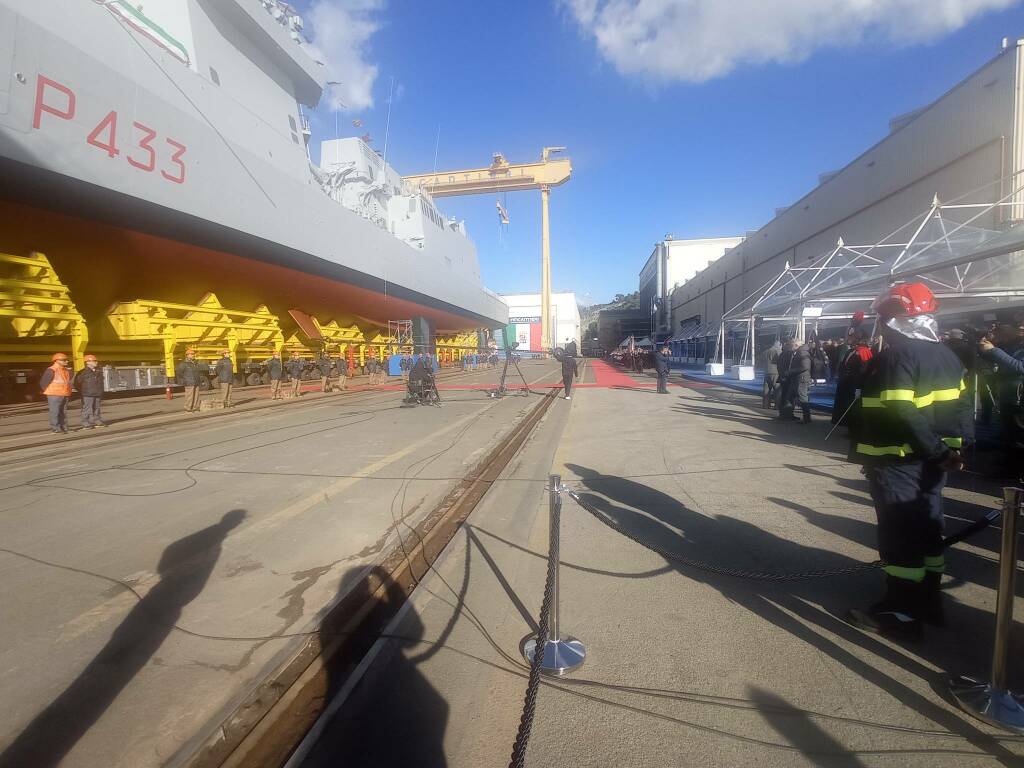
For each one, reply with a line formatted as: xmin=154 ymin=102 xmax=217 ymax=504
xmin=403 ymin=147 xmax=571 ymax=351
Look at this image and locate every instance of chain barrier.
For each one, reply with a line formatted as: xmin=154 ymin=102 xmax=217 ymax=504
xmin=507 ymin=479 xmax=561 ymax=768
xmin=506 ymin=479 xmax=1008 ymax=765
xmin=563 ymin=487 xmax=1001 ymax=583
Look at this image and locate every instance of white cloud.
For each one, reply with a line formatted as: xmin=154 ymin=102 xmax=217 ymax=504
xmin=563 ymin=0 xmax=1018 ymax=83
xmin=304 ymin=0 xmax=384 ymax=111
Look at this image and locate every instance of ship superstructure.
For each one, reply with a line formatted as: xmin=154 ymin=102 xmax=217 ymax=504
xmin=0 ymin=0 xmax=505 ymax=396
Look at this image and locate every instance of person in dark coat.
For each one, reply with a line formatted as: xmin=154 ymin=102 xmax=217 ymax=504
xmin=267 ymin=351 xmax=284 ymax=400
xmin=73 ymin=354 xmax=106 ymax=428
xmin=176 ymin=347 xmax=203 ymax=412
xmin=317 ymin=354 xmax=333 ymax=393
xmin=286 ymin=351 xmax=305 ymax=397
xmin=561 ymin=353 xmax=580 ymax=400
xmin=832 ymin=328 xmax=873 ymax=426
xmin=775 ymin=339 xmax=797 ymax=419
xmin=809 ymin=340 xmax=829 ymax=382
xmin=654 ymin=346 xmax=670 ymax=394
xmin=791 ymin=342 xmax=813 ymax=423
xmin=762 ymin=341 xmax=781 ymax=409
xmin=214 ymin=349 xmax=234 ymax=406
xmin=980 ymin=322 xmax=1024 ymax=481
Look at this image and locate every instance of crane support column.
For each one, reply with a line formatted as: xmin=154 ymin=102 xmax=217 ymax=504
xmin=540 ymin=185 xmax=553 ymax=351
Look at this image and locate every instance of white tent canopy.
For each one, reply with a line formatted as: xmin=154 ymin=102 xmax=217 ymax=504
xmin=713 ymin=175 xmax=1024 ymax=366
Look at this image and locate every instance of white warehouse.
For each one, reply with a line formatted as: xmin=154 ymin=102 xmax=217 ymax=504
xmin=500 ymin=292 xmax=581 ymax=353
xmin=669 ymin=37 xmax=1024 ymax=342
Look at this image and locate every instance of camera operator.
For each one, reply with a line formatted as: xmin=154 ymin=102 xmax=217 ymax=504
xmin=979 ymin=320 xmax=1024 ymax=481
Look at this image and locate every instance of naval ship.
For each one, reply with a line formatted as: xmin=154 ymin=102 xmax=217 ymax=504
xmin=0 ymin=0 xmax=506 ymax=396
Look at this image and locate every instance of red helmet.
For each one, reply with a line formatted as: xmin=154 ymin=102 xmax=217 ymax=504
xmin=52 ymin=352 xmax=69 ymax=362
xmin=83 ymin=354 xmax=98 ymax=362
xmin=871 ymin=283 xmax=937 ymax=319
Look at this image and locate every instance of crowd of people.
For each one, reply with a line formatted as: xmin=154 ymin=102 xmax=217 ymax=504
xmin=36 ymin=348 xmax=403 ymax=434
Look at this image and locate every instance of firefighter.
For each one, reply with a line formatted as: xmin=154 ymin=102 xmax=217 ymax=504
xmin=654 ymin=346 xmax=670 ymax=394
xmin=215 ymin=349 xmax=234 ymax=406
xmin=176 ymin=347 xmax=203 ymax=412
xmin=73 ymin=354 xmax=106 ymax=428
xmin=847 ymin=283 xmax=972 ymax=637
xmin=267 ymin=351 xmax=284 ymax=400
xmin=286 ymin=351 xmax=304 ymax=397
xmin=317 ymin=353 xmax=333 ymax=393
xmin=40 ymin=352 xmax=72 ymax=433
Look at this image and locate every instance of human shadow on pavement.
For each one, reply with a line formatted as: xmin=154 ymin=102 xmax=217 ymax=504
xmin=768 ymin=496 xmax=1009 ymax=594
xmin=303 ymin=565 xmax=449 ymax=768
xmin=564 ymin=463 xmax=1023 ymax=766
xmin=0 ymin=509 xmax=246 ymax=768
xmin=747 ymin=686 xmax=865 ymax=767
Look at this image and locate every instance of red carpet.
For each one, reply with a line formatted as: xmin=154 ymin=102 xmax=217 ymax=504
xmin=588 ymin=359 xmax=642 ymax=387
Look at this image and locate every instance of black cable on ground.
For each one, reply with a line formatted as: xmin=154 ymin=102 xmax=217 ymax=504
xmin=508 ymin=489 xmax=559 ymax=768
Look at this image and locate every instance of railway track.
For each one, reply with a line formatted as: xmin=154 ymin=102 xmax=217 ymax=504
xmin=178 ymin=387 xmax=559 ymax=768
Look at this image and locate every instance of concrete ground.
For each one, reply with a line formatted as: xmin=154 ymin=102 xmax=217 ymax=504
xmin=299 ymin=364 xmax=1023 ymax=768
xmin=0 ymin=359 xmax=572 ymax=768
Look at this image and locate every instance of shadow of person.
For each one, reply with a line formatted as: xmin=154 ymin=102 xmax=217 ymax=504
xmin=0 ymin=509 xmax=245 ymax=768
xmin=563 ymin=464 xmax=1022 ymax=765
xmin=302 ymin=565 xmax=449 ymax=768
xmin=747 ymin=686 xmax=865 ymax=767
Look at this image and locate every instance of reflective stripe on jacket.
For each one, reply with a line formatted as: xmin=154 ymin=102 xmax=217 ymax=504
xmin=853 ymin=337 xmax=972 ymax=464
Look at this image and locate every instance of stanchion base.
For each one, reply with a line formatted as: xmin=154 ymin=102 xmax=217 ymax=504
xmin=949 ymin=675 xmax=1024 ymax=733
xmin=521 ymin=634 xmax=586 ymax=676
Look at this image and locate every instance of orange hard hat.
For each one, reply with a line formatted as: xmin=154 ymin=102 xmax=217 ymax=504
xmin=871 ymin=282 xmax=937 ymax=319
xmin=84 ymin=354 xmax=98 ymax=362
xmin=52 ymin=352 xmax=69 ymax=361
xmin=185 ymin=346 xmax=196 ymax=354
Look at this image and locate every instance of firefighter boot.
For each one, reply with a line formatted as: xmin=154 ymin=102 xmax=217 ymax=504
xmin=847 ymin=576 xmax=923 ymax=638
xmin=921 ymin=571 xmax=945 ymax=626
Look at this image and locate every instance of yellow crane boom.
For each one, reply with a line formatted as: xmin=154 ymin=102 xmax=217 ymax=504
xmin=403 ymin=147 xmax=571 ymax=350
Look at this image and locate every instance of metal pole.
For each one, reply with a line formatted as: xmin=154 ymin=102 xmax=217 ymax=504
xmin=949 ymin=487 xmax=1024 ymax=732
xmin=540 ymin=186 xmax=552 ymax=352
xmin=521 ymin=475 xmax=586 ymax=676
xmin=992 ymin=486 xmax=1020 ymax=689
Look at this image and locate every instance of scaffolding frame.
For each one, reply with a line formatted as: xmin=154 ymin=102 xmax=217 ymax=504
xmin=709 ymin=173 xmax=1024 ymax=368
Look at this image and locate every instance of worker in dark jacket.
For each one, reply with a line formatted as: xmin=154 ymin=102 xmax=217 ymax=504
xmin=215 ymin=349 xmax=234 ymax=406
xmin=267 ymin=351 xmax=284 ymax=400
xmin=286 ymin=351 xmax=304 ymax=397
xmin=73 ymin=354 xmax=106 ymax=428
xmin=654 ymin=346 xmax=670 ymax=394
xmin=980 ymin=322 xmax=1024 ymax=481
xmin=561 ymin=353 xmax=580 ymax=400
xmin=176 ymin=347 xmax=203 ymax=412
xmin=789 ymin=342 xmax=813 ymax=423
xmin=847 ymin=283 xmax=972 ymax=637
xmin=317 ymin=354 xmax=333 ymax=393
xmin=832 ymin=328 xmax=872 ymax=426
xmin=762 ymin=341 xmax=781 ymax=409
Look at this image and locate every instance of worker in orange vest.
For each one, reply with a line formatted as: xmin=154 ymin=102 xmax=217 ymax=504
xmin=40 ymin=352 xmax=73 ymax=433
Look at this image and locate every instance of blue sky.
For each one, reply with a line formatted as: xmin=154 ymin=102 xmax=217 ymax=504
xmin=298 ymin=0 xmax=1024 ymax=305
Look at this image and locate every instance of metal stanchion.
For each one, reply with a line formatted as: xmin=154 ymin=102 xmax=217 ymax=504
xmin=521 ymin=474 xmax=587 ymax=676
xmin=949 ymin=487 xmax=1024 ymax=732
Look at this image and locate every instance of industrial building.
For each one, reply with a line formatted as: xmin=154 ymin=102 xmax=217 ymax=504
xmin=668 ymin=37 xmax=1024 ymax=352
xmin=500 ymin=292 xmax=581 ymax=352
xmin=639 ymin=236 xmax=743 ymax=342
xmin=595 ymin=307 xmax=649 ymax=356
